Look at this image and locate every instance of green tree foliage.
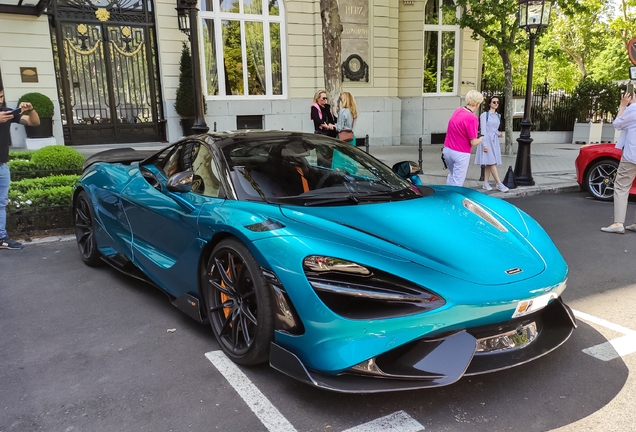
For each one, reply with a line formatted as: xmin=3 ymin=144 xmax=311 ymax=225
xmin=547 ymin=0 xmax=609 ymax=78
xmin=609 ymin=0 xmax=636 ymax=50
xmin=449 ymin=0 xmax=525 ymax=154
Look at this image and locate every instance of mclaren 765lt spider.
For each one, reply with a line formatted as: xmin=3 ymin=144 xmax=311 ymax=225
xmin=73 ymin=131 xmax=576 ymax=393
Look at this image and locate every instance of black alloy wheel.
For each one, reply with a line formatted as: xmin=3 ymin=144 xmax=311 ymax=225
xmin=204 ymin=238 xmax=274 ymax=365
xmin=585 ymin=159 xmax=619 ymax=201
xmin=74 ymin=190 xmax=102 ymax=266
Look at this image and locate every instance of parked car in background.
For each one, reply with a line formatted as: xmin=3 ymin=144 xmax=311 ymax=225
xmin=575 ymin=143 xmax=636 ymax=201
xmin=73 ymin=131 xmax=576 ymax=393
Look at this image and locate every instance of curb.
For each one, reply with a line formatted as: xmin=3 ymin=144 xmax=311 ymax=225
xmin=490 ymin=184 xmax=581 ymax=199
xmin=21 ymin=234 xmax=76 ymax=246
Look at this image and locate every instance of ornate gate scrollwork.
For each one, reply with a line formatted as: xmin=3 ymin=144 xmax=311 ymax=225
xmin=50 ymin=0 xmax=165 ymax=145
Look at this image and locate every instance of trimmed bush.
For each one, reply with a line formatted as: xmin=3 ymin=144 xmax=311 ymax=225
xmin=8 ymin=150 xmax=35 ymax=161
xmin=30 ymin=146 xmax=84 ymax=171
xmin=7 ymin=146 xmax=83 ymax=181
xmin=7 ymin=185 xmax=74 ymax=210
xmin=6 ymin=160 xmax=35 ymax=181
xmin=10 ymin=174 xmax=80 ymax=194
xmin=17 ymin=92 xmax=55 ymax=118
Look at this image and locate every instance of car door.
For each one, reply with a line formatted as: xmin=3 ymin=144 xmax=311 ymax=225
xmin=120 ymin=139 xmax=224 ymax=297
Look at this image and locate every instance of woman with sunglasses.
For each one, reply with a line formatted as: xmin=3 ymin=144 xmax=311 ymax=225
xmin=310 ymin=90 xmax=337 ymax=138
xmin=475 ymin=96 xmax=508 ymax=192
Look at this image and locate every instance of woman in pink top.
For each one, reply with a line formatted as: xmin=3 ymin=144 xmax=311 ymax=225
xmin=442 ymin=90 xmax=484 ymax=186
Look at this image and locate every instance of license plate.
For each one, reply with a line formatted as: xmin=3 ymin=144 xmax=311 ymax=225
xmin=512 ymin=292 xmax=558 ymax=318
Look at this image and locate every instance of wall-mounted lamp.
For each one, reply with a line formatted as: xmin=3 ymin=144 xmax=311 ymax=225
xmin=176 ymin=1 xmax=190 ymax=39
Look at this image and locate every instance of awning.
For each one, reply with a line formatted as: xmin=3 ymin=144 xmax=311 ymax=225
xmin=0 ymin=0 xmax=50 ymax=16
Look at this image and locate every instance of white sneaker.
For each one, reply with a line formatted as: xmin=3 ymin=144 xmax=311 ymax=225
xmin=497 ymin=183 xmax=509 ymax=192
xmin=482 ymin=182 xmax=492 ymax=191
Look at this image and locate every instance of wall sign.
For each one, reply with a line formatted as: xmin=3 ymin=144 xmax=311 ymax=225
xmin=20 ymin=67 xmax=39 ymax=83
xmin=340 ymin=0 xmax=369 ymax=83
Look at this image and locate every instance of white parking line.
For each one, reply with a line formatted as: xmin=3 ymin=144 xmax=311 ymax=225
xmin=341 ymin=411 xmax=425 ymax=432
xmin=573 ymin=309 xmax=636 ymax=361
xmin=205 ymin=351 xmax=297 ymax=432
xmin=206 ymin=351 xmax=426 ymax=431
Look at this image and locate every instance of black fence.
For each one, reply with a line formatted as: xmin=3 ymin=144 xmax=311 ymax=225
xmin=481 ymin=83 xmax=578 ymax=132
xmin=6 ymin=205 xmax=74 ymax=235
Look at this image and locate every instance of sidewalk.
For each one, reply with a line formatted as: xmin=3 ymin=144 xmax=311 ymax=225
xmin=368 ymin=142 xmax=581 ymax=199
xmin=73 ymin=140 xmax=581 ymax=199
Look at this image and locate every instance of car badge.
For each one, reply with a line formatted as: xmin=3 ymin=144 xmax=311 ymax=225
xmin=505 ymin=267 xmax=523 ymax=275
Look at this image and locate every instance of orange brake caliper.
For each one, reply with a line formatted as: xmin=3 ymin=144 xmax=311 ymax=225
xmin=220 ymin=267 xmax=232 ymax=319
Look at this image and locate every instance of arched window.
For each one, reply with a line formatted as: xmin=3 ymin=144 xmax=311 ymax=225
xmin=423 ymin=0 xmax=459 ymax=95
xmin=200 ymin=0 xmax=286 ymax=97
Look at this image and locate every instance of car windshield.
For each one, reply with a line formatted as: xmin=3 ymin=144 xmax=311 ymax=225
xmin=220 ymin=135 xmax=426 ymax=205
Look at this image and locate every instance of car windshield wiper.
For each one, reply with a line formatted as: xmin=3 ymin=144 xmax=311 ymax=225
xmin=303 ymin=192 xmax=410 ymax=206
xmin=303 ymin=194 xmax=362 ymax=206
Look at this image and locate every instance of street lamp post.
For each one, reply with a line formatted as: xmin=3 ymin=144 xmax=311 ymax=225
xmin=176 ymin=0 xmax=209 ymax=135
xmin=514 ymin=0 xmax=552 ymax=186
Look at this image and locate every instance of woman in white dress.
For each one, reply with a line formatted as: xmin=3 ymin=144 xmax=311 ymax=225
xmin=475 ymin=96 xmax=508 ymax=192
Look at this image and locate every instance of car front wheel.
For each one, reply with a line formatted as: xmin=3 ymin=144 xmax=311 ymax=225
xmin=585 ymin=159 xmax=618 ymax=201
xmin=203 ymin=238 xmax=274 ymax=365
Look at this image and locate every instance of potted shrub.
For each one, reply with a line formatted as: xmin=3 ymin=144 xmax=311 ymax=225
xmin=174 ymin=42 xmax=206 ymax=136
xmin=17 ymin=92 xmax=55 ymax=138
xmin=570 ymin=79 xmax=620 ymax=144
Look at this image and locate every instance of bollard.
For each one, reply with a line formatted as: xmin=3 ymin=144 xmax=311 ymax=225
xmin=479 ymin=164 xmax=485 ymax=181
xmin=418 ymin=138 xmax=423 ymax=174
xmin=213 ymin=121 xmax=217 ymax=132
xmin=365 ymin=134 xmax=369 ymax=153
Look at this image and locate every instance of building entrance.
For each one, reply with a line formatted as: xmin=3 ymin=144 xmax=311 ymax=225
xmin=50 ymin=0 xmax=165 ymax=145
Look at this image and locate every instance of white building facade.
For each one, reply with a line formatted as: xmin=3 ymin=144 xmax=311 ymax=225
xmin=0 ymin=0 xmax=483 ymax=147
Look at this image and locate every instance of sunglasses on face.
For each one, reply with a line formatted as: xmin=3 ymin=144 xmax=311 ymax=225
xmin=321 ymin=97 xmax=327 ymax=100
xmin=491 ymin=101 xmax=499 ymax=105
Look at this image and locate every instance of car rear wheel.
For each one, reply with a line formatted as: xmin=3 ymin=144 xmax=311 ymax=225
xmin=203 ymin=238 xmax=274 ymax=365
xmin=74 ymin=190 xmax=102 ymax=266
xmin=585 ymin=159 xmax=618 ymax=201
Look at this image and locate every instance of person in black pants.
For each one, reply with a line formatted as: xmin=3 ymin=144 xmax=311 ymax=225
xmin=310 ymin=90 xmax=337 ymax=138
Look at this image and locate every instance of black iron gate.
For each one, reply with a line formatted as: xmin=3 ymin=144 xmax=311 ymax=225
xmin=49 ymin=0 xmax=165 ymax=145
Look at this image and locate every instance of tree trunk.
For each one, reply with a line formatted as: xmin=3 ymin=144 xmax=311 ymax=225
xmin=500 ymin=49 xmax=514 ymax=155
xmin=320 ymin=0 xmax=343 ymax=114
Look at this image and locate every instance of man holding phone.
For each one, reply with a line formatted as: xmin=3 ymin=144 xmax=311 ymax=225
xmin=0 ymin=86 xmax=40 ymax=249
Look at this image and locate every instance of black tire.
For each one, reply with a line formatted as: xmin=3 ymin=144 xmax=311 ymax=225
xmin=585 ymin=159 xmax=619 ymax=201
xmin=74 ymin=190 xmax=102 ymax=266
xmin=203 ymin=238 xmax=274 ymax=365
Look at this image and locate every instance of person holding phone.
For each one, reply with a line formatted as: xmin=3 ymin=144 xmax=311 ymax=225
xmin=0 ymin=86 xmax=40 ymax=249
xmin=601 ymin=88 xmax=636 ymax=234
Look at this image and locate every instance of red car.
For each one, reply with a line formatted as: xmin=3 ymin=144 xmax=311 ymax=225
xmin=575 ymin=143 xmax=636 ymax=201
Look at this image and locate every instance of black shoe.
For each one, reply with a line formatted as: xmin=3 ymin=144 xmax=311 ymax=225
xmin=0 ymin=237 xmax=23 ymax=250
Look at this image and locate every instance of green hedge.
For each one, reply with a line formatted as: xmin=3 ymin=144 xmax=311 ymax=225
xmin=8 ymin=150 xmax=35 ymax=161
xmin=6 ymin=145 xmax=84 ymax=235
xmin=17 ymin=92 xmax=55 ymax=118
xmin=8 ymin=146 xmax=83 ymax=181
xmin=10 ymin=174 xmax=80 ymax=194
xmin=8 ymin=186 xmax=74 ymax=210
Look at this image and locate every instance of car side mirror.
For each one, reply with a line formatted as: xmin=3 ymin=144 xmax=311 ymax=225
xmin=166 ymin=171 xmax=194 ymax=193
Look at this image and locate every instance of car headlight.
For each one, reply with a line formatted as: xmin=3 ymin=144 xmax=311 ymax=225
xmin=303 ymin=256 xmax=445 ymax=319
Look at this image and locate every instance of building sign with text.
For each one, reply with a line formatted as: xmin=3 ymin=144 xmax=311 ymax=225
xmin=340 ymin=0 xmax=369 ymax=82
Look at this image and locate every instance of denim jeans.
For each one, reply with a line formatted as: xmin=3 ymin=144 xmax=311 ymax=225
xmin=0 ymin=163 xmax=10 ymax=239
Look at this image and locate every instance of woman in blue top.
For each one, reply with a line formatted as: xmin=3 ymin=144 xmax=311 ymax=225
xmin=336 ymin=92 xmax=357 ymax=144
xmin=475 ymin=96 xmax=508 ymax=192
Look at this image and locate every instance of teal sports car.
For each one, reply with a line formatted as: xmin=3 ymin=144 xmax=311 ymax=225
xmin=73 ymin=131 xmax=576 ymax=393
